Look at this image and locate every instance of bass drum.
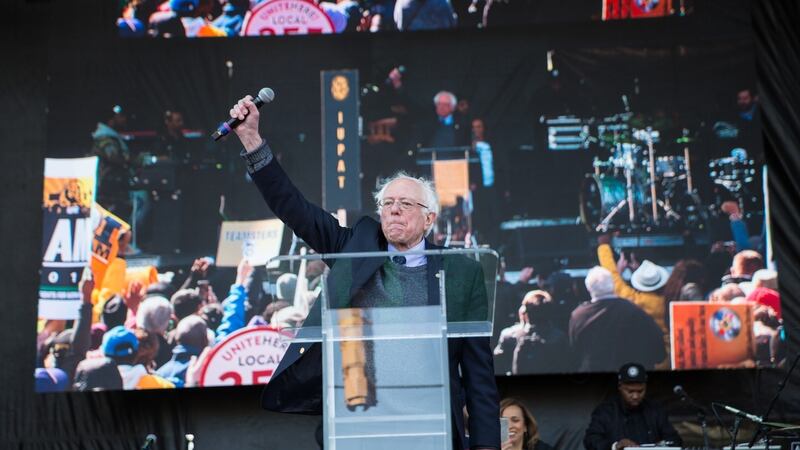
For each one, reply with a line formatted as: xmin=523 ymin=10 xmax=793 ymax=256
xmin=580 ymin=174 xmax=646 ymax=230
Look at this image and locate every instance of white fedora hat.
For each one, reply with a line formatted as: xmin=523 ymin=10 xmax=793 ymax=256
xmin=631 ymin=260 xmax=669 ymax=292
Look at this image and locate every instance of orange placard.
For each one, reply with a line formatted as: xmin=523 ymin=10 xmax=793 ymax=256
xmin=432 ymin=159 xmax=469 ymax=208
xmin=670 ymin=302 xmax=754 ymax=369
xmin=126 ymin=265 xmax=159 ymax=287
xmin=91 ymin=204 xmax=130 ymax=289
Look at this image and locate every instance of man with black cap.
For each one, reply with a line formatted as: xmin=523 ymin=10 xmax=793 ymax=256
xmin=90 ymin=104 xmax=133 ymax=216
xmin=584 ymin=363 xmax=682 ymax=450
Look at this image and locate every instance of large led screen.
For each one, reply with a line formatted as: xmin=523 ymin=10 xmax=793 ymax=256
xmin=36 ymin=7 xmax=784 ymax=392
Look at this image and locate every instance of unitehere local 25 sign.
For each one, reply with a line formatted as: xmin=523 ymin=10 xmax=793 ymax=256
xmin=242 ymin=0 xmax=335 ymax=36
xmin=199 ymin=326 xmax=291 ymax=387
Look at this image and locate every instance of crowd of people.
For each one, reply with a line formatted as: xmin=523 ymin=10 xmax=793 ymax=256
xmin=39 ymin=83 xmax=781 ymax=450
xmin=492 ymin=199 xmax=784 ymax=375
xmin=76 ymin=82 xmax=782 ymax=386
xmin=117 ymin=0 xmax=500 ymax=38
xmin=35 ymin=241 xmax=326 ymax=392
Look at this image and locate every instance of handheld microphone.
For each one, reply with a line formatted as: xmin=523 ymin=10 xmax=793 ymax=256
xmin=211 ymin=87 xmax=275 ymax=141
xmin=141 ymin=434 xmax=157 ymax=450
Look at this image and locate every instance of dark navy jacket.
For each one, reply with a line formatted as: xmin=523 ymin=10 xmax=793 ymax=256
xmin=251 ymin=154 xmax=500 ymax=449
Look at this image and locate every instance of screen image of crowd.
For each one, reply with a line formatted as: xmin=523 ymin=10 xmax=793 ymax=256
xmin=35 ymin=46 xmax=784 ymax=392
xmin=116 ymin=0 xmax=693 ymax=38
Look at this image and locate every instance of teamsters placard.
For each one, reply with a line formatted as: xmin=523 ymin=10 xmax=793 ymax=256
xmin=215 ymin=219 xmax=285 ymax=267
xmin=39 ymin=157 xmax=98 ymax=320
xmin=321 ymin=69 xmax=361 ymax=212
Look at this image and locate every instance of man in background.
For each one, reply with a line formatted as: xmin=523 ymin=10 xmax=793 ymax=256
xmin=584 ymin=363 xmax=683 ymax=450
xmin=422 ymin=90 xmax=471 ymax=149
xmin=154 ymin=109 xmax=190 ymax=163
xmin=569 ymin=267 xmax=665 ymax=372
xmin=90 ymin=105 xmax=133 ymax=217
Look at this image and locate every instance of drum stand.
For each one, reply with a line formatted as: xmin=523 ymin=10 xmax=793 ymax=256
xmin=596 ymin=150 xmax=638 ymax=232
xmin=645 ymin=129 xmax=659 ymax=224
xmin=596 ymin=199 xmax=628 ymax=232
xmin=625 ymin=153 xmax=636 ymax=224
xmin=656 ymin=199 xmax=682 ymax=221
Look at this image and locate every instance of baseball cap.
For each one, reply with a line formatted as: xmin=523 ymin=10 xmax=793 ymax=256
xmin=618 ymin=362 xmax=647 ymax=384
xmin=101 ymin=326 xmax=139 ymax=357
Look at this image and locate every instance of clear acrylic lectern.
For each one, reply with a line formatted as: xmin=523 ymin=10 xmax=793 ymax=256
xmin=266 ymin=248 xmax=498 ymax=450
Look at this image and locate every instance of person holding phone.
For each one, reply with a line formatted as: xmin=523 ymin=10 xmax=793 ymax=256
xmin=500 ymin=398 xmax=553 ymax=450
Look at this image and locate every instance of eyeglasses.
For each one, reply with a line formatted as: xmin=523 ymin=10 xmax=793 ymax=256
xmin=378 ymin=198 xmax=429 ymax=211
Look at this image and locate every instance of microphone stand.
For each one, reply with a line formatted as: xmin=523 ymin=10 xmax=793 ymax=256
xmin=681 ymin=396 xmax=711 ymax=449
xmin=731 ymin=414 xmax=744 ymax=450
xmin=747 ymin=351 xmax=800 ymax=448
xmin=689 ymin=399 xmax=711 ymax=450
xmin=676 ymin=388 xmax=711 ymax=450
xmin=699 ymin=408 xmax=711 ymax=450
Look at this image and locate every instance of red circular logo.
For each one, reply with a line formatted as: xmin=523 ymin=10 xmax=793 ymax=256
xmin=242 ymin=0 xmax=335 ymax=36
xmin=198 ymin=326 xmax=291 ymax=387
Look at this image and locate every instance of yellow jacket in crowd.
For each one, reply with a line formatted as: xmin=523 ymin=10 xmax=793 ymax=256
xmin=597 ymin=243 xmax=670 ymax=367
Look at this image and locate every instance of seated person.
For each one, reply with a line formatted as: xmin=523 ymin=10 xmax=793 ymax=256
xmin=584 ymin=363 xmax=682 ymax=450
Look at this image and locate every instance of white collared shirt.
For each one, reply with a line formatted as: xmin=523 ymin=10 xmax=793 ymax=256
xmin=388 ymin=239 xmax=427 ymax=267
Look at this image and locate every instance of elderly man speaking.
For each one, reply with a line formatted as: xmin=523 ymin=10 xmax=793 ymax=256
xmin=229 ymin=96 xmax=500 ymax=449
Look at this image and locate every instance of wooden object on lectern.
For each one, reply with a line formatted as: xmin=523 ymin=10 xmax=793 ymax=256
xmin=339 ymin=309 xmax=368 ymax=408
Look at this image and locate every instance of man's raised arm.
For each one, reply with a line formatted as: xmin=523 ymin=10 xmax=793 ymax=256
xmin=229 ymin=96 xmax=351 ymax=255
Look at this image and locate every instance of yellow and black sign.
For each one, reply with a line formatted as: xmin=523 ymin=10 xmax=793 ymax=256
xmin=321 ymin=70 xmax=361 ymax=211
xmin=39 ymin=157 xmax=98 ymax=320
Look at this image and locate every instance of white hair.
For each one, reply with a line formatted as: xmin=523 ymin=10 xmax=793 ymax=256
xmin=585 ymin=266 xmax=615 ymax=300
xmin=433 ymin=90 xmax=457 ymax=107
xmin=275 ymin=273 xmax=298 ymax=300
xmin=136 ymin=296 xmax=173 ymax=335
xmin=373 ymin=171 xmax=440 ymax=235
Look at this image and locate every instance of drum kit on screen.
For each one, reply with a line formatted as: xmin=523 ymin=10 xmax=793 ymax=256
xmin=579 ymin=122 xmax=759 ymax=233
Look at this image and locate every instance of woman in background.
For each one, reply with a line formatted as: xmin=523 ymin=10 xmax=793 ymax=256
xmin=500 ymin=397 xmax=554 ymax=450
